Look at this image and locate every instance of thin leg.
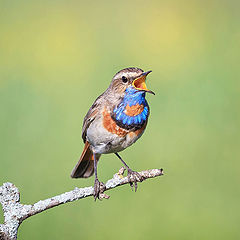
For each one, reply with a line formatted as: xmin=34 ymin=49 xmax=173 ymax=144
xmin=93 ymin=153 xmax=105 ymax=200
xmin=114 ymin=153 xmax=144 ymax=192
xmin=94 ymin=153 xmax=98 ymax=179
xmin=115 ymin=152 xmax=130 ymax=169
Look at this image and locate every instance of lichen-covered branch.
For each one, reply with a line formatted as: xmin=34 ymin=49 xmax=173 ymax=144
xmin=0 ymin=168 xmax=163 ymax=240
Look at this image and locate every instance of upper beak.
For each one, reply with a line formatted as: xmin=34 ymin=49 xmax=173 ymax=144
xmin=132 ymin=71 xmax=155 ymax=95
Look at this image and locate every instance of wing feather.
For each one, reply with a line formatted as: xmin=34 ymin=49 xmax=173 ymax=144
xmin=81 ymin=94 xmax=104 ymax=142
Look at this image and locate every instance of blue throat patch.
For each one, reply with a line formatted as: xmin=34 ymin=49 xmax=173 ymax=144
xmin=112 ymin=86 xmax=149 ymax=130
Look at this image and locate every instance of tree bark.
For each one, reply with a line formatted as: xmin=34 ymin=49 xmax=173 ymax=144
xmin=0 ymin=168 xmax=163 ymax=240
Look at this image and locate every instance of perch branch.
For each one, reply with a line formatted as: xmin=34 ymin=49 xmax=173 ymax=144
xmin=0 ymin=168 xmax=163 ymax=240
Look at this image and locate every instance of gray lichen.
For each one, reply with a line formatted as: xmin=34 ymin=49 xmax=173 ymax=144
xmin=0 ymin=168 xmax=163 ymax=240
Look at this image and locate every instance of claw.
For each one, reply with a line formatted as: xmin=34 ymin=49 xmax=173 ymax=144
xmin=127 ymin=169 xmax=145 ymax=192
xmin=94 ymin=178 xmax=106 ymax=201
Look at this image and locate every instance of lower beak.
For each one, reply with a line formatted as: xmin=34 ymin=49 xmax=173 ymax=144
xmin=132 ymin=71 xmax=155 ymax=95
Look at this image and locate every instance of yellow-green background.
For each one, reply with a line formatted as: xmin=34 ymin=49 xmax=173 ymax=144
xmin=0 ymin=0 xmax=239 ymax=239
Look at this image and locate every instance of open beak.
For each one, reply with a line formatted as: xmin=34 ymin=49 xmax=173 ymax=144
xmin=132 ymin=71 xmax=155 ymax=95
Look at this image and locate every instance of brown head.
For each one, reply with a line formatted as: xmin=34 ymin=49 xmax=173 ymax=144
xmin=107 ymin=67 xmax=154 ymax=98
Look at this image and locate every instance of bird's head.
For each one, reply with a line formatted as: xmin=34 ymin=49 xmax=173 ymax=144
xmin=109 ymin=67 xmax=155 ymax=98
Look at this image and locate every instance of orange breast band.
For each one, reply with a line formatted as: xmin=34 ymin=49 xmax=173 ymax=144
xmin=124 ymin=104 xmax=144 ymax=117
xmin=102 ymin=108 xmax=128 ymax=137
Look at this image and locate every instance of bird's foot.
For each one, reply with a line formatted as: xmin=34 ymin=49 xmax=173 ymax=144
xmin=94 ymin=178 xmax=107 ymax=201
xmin=127 ymin=168 xmax=145 ymax=192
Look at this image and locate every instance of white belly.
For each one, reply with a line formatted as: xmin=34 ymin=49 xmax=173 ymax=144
xmin=86 ymin=118 xmax=143 ymax=154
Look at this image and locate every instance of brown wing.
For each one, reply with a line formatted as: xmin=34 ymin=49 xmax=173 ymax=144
xmin=81 ymin=94 xmax=104 ymax=143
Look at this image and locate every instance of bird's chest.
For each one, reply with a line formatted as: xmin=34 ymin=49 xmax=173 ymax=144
xmin=111 ymin=93 xmax=149 ymax=131
xmin=99 ymin=106 xmax=147 ymax=153
xmin=87 ymin=93 xmax=149 ymax=154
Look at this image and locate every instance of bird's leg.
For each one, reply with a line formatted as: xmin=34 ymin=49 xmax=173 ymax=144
xmin=115 ymin=153 xmax=145 ymax=192
xmin=93 ymin=153 xmax=105 ymax=200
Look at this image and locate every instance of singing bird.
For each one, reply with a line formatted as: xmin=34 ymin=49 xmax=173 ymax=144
xmin=71 ymin=67 xmax=154 ymax=199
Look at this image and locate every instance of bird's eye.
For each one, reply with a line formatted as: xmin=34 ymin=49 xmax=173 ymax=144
xmin=122 ymin=76 xmax=128 ymax=83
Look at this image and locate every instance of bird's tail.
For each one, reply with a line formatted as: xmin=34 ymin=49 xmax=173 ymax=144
xmin=71 ymin=141 xmax=100 ymax=178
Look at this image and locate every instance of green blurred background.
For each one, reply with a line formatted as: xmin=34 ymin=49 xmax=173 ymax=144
xmin=0 ymin=0 xmax=239 ymax=239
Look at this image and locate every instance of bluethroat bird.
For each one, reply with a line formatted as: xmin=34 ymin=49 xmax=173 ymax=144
xmin=71 ymin=67 xmax=155 ymax=199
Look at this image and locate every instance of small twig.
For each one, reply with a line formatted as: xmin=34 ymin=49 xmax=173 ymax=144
xmin=0 ymin=168 xmax=163 ymax=240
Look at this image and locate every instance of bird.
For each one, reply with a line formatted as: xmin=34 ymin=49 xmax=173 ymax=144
xmin=71 ymin=67 xmax=155 ymax=200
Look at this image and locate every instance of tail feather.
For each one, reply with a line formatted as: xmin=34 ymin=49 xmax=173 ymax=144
xmin=71 ymin=141 xmax=99 ymax=178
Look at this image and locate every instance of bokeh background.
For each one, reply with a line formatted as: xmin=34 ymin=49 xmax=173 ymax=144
xmin=0 ymin=0 xmax=239 ymax=239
